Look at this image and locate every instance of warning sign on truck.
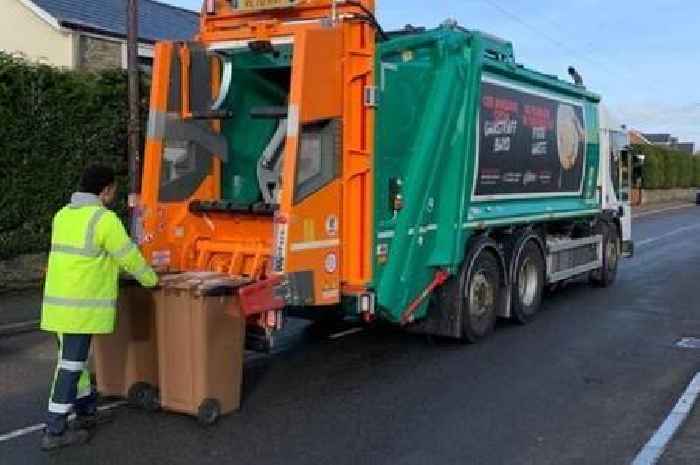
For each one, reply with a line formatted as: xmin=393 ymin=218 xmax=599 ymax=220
xmin=475 ymin=79 xmax=586 ymax=198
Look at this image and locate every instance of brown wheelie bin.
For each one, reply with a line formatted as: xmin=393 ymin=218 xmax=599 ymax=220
xmin=93 ymin=282 xmax=160 ymax=410
xmin=155 ymin=272 xmax=247 ymax=425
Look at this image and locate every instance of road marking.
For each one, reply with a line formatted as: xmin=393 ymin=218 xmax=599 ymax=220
xmin=676 ymin=337 xmax=700 ymax=349
xmin=0 ymin=401 xmax=126 ymax=443
xmin=631 ymin=372 xmax=700 ymax=465
xmin=636 ymin=224 xmax=700 ymax=248
xmin=328 ymin=327 xmax=364 ymax=340
xmin=634 ymin=204 xmax=695 ymax=218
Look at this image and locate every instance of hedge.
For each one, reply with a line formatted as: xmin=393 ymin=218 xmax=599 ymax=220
xmin=632 ymin=144 xmax=700 ymax=190
xmin=0 ymin=52 xmax=141 ymax=259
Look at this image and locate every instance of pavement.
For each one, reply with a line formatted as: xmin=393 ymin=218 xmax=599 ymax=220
xmin=0 ymin=290 xmax=41 ymax=332
xmin=632 ymin=201 xmax=696 ymax=218
xmin=1 ymin=204 xmax=700 ymax=464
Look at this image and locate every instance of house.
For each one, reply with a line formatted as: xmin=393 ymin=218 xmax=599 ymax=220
xmin=672 ymin=142 xmax=696 ymax=155
xmin=629 ymin=130 xmax=651 ymax=145
xmin=635 ymin=132 xmax=697 ymax=155
xmin=0 ymin=0 xmax=199 ymax=71
xmin=643 ymin=133 xmax=678 ymax=146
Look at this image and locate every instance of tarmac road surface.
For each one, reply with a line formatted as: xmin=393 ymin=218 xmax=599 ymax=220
xmin=1 ymin=206 xmax=700 ymax=464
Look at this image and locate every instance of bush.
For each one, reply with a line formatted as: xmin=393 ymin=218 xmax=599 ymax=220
xmin=694 ymin=157 xmax=700 ymax=187
xmin=681 ymin=153 xmax=694 ymax=188
xmin=634 ymin=145 xmax=663 ymax=189
xmin=0 ymin=53 xmax=137 ymax=259
xmin=634 ymin=143 xmax=698 ymax=190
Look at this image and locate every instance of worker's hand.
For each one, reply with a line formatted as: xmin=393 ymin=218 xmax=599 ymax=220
xmin=118 ymin=272 xmax=139 ymax=287
xmin=152 ymin=265 xmax=169 ymax=275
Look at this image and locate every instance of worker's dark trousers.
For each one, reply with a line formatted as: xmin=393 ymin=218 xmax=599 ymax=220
xmin=46 ymin=334 xmax=97 ymax=435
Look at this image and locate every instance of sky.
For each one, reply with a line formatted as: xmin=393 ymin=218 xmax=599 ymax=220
xmin=166 ymin=0 xmax=699 ymax=146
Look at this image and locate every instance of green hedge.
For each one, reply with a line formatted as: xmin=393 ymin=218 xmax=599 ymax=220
xmin=0 ymin=53 xmax=136 ymax=259
xmin=633 ymin=144 xmax=700 ymax=190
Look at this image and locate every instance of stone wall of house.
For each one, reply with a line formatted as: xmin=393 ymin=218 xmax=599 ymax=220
xmin=0 ymin=253 xmax=46 ymax=292
xmin=78 ymin=35 xmax=122 ymax=71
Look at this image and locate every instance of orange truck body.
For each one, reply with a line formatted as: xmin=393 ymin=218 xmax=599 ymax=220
xmin=138 ymin=0 xmax=377 ymax=324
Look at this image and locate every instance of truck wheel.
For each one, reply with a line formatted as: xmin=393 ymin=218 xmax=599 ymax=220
xmin=511 ymin=240 xmax=545 ymax=324
xmin=461 ymin=249 xmax=501 ymax=343
xmin=590 ymin=222 xmax=620 ymax=288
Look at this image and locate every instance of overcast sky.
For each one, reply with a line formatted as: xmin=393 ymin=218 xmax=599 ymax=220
xmin=166 ymin=0 xmax=699 ymax=146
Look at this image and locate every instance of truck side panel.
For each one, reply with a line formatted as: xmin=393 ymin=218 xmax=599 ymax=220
xmin=372 ymin=28 xmax=602 ymax=324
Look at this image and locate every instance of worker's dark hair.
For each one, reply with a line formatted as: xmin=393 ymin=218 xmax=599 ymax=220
xmin=79 ymin=165 xmax=116 ymax=195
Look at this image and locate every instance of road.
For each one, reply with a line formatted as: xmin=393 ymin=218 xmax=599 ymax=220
xmin=2 ymin=206 xmax=700 ymax=464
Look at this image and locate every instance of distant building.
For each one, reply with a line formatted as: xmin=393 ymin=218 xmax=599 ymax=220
xmin=672 ymin=143 xmax=697 ymax=155
xmin=636 ymin=132 xmax=696 ymax=155
xmin=629 ymin=130 xmax=651 ymax=145
xmin=0 ymin=0 xmax=199 ymax=71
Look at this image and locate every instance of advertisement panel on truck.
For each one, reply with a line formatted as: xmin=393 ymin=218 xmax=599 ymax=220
xmin=474 ymin=78 xmax=587 ymax=199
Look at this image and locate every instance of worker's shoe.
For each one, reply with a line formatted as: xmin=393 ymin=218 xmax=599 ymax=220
xmin=69 ymin=410 xmax=115 ymax=430
xmin=40 ymin=428 xmax=90 ymax=451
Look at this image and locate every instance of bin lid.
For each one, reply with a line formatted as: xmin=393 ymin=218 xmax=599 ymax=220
xmin=159 ymin=272 xmax=251 ymax=296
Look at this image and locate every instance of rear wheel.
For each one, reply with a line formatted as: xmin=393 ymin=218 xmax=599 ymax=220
xmin=590 ymin=222 xmax=620 ymax=287
xmin=461 ymin=249 xmax=501 ymax=343
xmin=511 ymin=240 xmax=545 ymax=324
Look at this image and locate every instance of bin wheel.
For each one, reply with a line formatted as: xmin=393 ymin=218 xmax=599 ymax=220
xmin=128 ymin=382 xmax=160 ymax=412
xmin=197 ymin=399 xmax=221 ymax=426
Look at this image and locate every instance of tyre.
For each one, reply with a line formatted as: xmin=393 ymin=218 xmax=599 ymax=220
xmin=460 ymin=248 xmax=501 ymax=343
xmin=590 ymin=222 xmax=620 ymax=288
xmin=197 ymin=399 xmax=221 ymax=426
xmin=511 ymin=240 xmax=545 ymax=324
xmin=127 ymin=382 xmax=160 ymax=412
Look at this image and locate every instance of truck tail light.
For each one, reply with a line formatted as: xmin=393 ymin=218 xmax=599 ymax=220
xmin=356 ymin=292 xmax=376 ymax=320
xmin=206 ymin=0 xmax=216 ymax=15
xmin=265 ymin=310 xmax=284 ymax=330
xmin=377 ymin=244 xmax=389 ymax=264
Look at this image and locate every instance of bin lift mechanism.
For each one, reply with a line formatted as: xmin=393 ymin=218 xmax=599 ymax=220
xmin=147 ymin=0 xmax=392 ymax=323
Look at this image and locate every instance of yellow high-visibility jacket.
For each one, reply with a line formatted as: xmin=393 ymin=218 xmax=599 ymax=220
xmin=41 ymin=192 xmax=157 ymax=334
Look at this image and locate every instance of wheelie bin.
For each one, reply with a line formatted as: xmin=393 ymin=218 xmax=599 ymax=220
xmin=155 ymin=272 xmax=247 ymax=425
xmin=93 ymin=282 xmax=160 ymax=410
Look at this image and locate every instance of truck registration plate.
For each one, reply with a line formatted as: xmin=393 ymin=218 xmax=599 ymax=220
xmin=235 ymin=0 xmax=298 ymax=11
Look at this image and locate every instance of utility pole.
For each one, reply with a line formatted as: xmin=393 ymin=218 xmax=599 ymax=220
xmin=127 ymin=0 xmax=140 ymax=209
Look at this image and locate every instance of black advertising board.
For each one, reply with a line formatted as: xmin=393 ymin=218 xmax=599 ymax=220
xmin=475 ymin=80 xmax=586 ymax=197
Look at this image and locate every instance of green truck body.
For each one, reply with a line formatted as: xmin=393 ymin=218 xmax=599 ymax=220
xmin=371 ymin=26 xmax=607 ymax=324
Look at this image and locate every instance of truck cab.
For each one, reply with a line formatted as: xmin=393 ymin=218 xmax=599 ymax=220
xmin=599 ymin=105 xmax=634 ymax=257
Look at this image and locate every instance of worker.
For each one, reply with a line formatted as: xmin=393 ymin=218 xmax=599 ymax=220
xmin=40 ymin=165 xmax=158 ymax=451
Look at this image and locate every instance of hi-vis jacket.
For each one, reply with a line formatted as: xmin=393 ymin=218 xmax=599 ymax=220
xmin=41 ymin=193 xmax=158 ymax=334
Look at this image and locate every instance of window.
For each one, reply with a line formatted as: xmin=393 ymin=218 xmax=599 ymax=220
xmin=294 ymin=120 xmax=341 ymax=204
xmin=159 ymin=140 xmax=212 ymax=202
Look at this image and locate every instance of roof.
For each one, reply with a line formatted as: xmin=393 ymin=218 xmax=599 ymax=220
xmin=629 ymin=130 xmax=652 ymax=145
xmin=643 ymin=133 xmax=673 ymax=143
xmin=28 ymin=0 xmax=199 ymax=42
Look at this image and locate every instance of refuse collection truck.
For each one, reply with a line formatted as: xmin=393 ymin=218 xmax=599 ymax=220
xmin=135 ymin=0 xmax=633 ymax=346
